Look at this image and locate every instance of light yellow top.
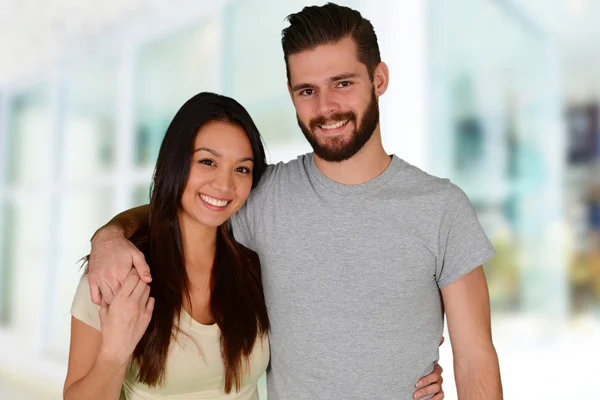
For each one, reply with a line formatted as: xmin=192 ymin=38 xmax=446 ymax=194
xmin=71 ymin=276 xmax=270 ymax=400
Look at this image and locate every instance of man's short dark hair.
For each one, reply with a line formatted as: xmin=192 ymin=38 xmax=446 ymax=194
xmin=281 ymin=2 xmax=381 ymax=83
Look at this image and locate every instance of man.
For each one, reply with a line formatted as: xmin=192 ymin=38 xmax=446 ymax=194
xmin=87 ymin=3 xmax=502 ymax=399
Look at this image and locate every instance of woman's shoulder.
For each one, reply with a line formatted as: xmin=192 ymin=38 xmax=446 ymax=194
xmin=70 ymin=274 xmax=101 ymax=331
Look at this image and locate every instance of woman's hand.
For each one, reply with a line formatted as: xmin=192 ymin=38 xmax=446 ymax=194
xmin=98 ymin=269 xmax=155 ymax=366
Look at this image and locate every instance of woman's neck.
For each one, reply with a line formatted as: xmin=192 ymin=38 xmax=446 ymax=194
xmin=178 ymin=213 xmax=218 ymax=277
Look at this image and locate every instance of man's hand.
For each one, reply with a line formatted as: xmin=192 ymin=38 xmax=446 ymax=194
xmin=88 ymin=226 xmax=152 ymax=305
xmin=414 ymin=363 xmax=444 ymax=400
xmin=412 ymin=336 xmax=446 ymax=399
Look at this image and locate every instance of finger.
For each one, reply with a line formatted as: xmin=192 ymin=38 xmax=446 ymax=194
xmin=142 ymin=297 xmax=155 ymax=323
xmin=145 ymin=296 xmax=155 ymax=314
xmin=99 ymin=282 xmax=116 ymax=304
xmin=118 ymin=269 xmax=141 ymax=298
xmin=132 ymin=252 xmax=152 ymax=282
xmin=439 ymin=336 xmax=445 ymax=346
xmin=413 ymin=383 xmax=441 ymax=400
xmin=415 ymin=366 xmax=442 ymax=389
xmin=139 ymin=284 xmax=151 ymax=305
xmin=429 ymin=392 xmax=444 ymax=400
xmin=130 ymin=279 xmax=148 ymax=301
xmin=89 ymin=281 xmax=102 ymax=305
xmin=104 ymin=267 xmax=125 ymax=295
xmin=99 ymin=299 xmax=108 ymax=322
xmin=105 ymin=279 xmax=122 ymax=299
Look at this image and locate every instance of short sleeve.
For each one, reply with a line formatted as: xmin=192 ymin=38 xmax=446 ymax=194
xmin=70 ymin=275 xmax=101 ymax=331
xmin=435 ymin=183 xmax=495 ymax=288
xmin=230 ymin=164 xmax=276 ymax=249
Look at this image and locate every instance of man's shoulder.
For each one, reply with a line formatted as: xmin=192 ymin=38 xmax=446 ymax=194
xmin=231 ymin=153 xmax=313 ymax=242
xmin=392 ymin=157 xmax=477 ymax=216
xmin=259 ymin=152 xmax=312 ymax=186
xmin=244 ymin=152 xmax=312 ymax=205
xmin=392 ymin=156 xmax=453 ymax=195
xmin=265 ymin=152 xmax=312 ymax=172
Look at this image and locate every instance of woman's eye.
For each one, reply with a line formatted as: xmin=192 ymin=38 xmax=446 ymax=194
xmin=236 ymin=166 xmax=251 ymax=174
xmin=198 ymin=159 xmax=214 ymax=166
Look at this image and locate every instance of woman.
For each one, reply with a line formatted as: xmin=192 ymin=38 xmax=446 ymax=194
xmin=63 ymin=92 xmax=444 ymax=399
xmin=64 ymin=92 xmax=269 ymax=399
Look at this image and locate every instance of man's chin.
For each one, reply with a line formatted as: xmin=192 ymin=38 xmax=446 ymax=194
xmin=312 ymin=132 xmax=350 ymax=145
xmin=312 ymin=145 xmax=354 ymax=162
xmin=314 ymin=141 xmax=347 ymax=155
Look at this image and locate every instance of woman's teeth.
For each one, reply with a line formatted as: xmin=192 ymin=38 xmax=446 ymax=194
xmin=200 ymin=194 xmax=229 ymax=207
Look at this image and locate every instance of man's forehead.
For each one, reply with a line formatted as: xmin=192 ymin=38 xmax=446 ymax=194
xmin=288 ymin=40 xmax=367 ymax=85
xmin=289 ymin=37 xmax=358 ymax=64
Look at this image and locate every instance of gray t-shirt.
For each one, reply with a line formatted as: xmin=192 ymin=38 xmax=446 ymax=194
xmin=231 ymin=153 xmax=495 ymax=400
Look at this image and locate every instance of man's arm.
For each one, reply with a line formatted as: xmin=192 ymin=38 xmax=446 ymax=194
xmin=88 ymin=205 xmax=151 ymax=305
xmin=441 ymin=266 xmax=502 ymax=400
xmin=91 ymin=204 xmax=149 ymax=242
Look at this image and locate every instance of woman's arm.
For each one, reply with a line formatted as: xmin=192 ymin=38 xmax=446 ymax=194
xmin=63 ymin=318 xmax=128 ymax=400
xmin=64 ymin=271 xmax=154 ymax=399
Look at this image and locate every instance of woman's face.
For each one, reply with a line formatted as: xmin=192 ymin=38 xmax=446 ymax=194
xmin=180 ymin=120 xmax=254 ymax=230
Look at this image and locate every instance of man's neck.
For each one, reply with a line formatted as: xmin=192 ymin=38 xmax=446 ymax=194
xmin=313 ymin=128 xmax=391 ymax=185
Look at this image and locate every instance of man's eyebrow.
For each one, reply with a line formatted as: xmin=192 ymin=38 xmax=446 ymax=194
xmin=291 ymin=73 xmax=359 ymax=92
xmin=291 ymin=82 xmax=313 ymax=92
xmin=329 ymin=72 xmax=359 ymax=82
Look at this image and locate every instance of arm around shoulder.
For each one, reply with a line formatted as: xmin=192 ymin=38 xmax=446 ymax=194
xmin=91 ymin=204 xmax=150 ymax=242
xmin=88 ymin=204 xmax=151 ymax=305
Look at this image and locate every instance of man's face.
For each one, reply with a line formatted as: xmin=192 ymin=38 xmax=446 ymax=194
xmin=287 ymin=36 xmax=380 ymax=162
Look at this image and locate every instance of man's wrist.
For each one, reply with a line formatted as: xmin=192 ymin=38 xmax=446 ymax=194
xmin=91 ymin=224 xmax=125 ymax=246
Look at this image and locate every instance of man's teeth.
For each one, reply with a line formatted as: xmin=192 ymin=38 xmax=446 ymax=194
xmin=320 ymin=120 xmax=348 ymax=130
xmin=200 ymin=194 xmax=229 ymax=207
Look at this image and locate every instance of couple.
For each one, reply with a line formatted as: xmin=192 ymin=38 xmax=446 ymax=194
xmin=64 ymin=3 xmax=502 ymax=400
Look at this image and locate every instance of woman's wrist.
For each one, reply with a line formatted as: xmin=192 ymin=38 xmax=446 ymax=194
xmin=96 ymin=344 xmax=132 ymax=370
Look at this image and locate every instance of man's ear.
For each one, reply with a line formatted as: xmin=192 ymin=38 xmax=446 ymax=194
xmin=373 ymin=61 xmax=390 ymax=97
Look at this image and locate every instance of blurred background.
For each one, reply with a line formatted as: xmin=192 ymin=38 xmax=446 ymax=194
xmin=0 ymin=0 xmax=599 ymax=398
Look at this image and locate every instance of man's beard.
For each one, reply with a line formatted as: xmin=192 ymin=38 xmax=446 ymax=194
xmin=297 ymin=90 xmax=379 ymax=162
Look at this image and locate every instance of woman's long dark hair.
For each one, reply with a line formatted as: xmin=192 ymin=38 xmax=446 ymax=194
xmin=131 ymin=92 xmax=269 ymax=393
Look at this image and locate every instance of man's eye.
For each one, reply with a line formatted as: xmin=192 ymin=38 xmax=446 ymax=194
xmin=301 ymin=89 xmax=314 ymax=96
xmin=339 ymin=81 xmax=352 ymax=87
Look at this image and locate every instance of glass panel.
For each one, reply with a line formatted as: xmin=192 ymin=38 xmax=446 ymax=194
xmin=428 ymin=0 xmax=595 ymax=398
xmin=134 ymin=21 xmax=221 ymax=167
xmin=566 ymin=104 xmax=600 ymax=314
xmin=132 ymin=183 xmax=151 ymax=207
xmin=64 ymin=59 xmax=118 ymax=180
xmin=221 ymin=0 xmax=327 ymax=146
xmin=4 ymin=86 xmax=53 ymax=186
xmin=44 ymin=189 xmax=113 ymax=358
xmin=429 ymin=0 xmax=549 ymax=311
xmin=0 ymin=200 xmax=14 ymax=325
xmin=2 ymin=196 xmax=52 ymax=340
